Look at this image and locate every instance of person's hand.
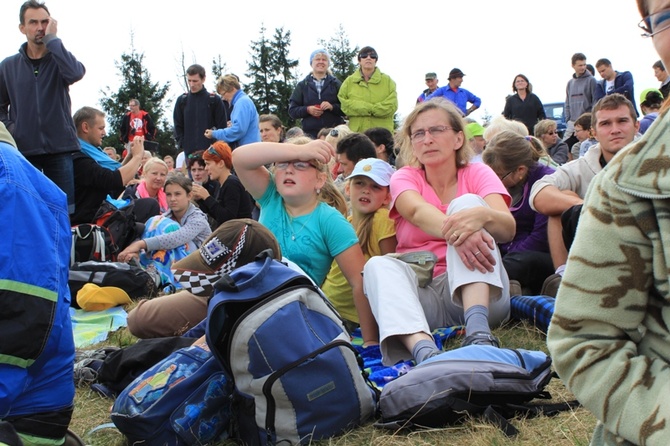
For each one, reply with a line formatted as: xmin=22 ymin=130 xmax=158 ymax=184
xmin=442 ymin=208 xmax=488 ymax=246
xmin=191 ymin=183 xmax=210 ymax=200
xmin=319 ymin=101 xmax=333 ymax=111
xmin=296 ymin=139 xmax=334 ymax=164
xmin=453 ymin=230 xmax=496 ymax=273
xmin=227 ymin=121 xmax=232 ymax=128
xmin=204 ymin=129 xmax=213 ymax=139
xmin=45 ymin=17 xmax=57 ymax=36
xmin=308 ymin=105 xmax=323 ymax=117
xmin=130 ymin=136 xmax=144 ymax=158
xmin=117 ymin=242 xmax=142 ymax=263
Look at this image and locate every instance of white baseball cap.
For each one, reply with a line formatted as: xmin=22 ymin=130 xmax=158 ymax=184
xmin=345 ymin=158 xmax=394 ymax=186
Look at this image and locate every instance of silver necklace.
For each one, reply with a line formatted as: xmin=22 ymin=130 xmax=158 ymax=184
xmin=285 ymin=205 xmax=316 ymax=241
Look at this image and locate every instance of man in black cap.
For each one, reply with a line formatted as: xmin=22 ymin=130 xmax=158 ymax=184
xmin=427 ymin=68 xmax=481 ymax=116
xmin=416 ymin=72 xmax=439 ymax=103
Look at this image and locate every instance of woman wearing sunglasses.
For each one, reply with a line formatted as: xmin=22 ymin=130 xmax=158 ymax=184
xmin=233 ymin=139 xmax=378 ymax=345
xmin=338 ymin=46 xmax=397 ymax=133
xmin=534 ymin=119 xmax=569 ymax=165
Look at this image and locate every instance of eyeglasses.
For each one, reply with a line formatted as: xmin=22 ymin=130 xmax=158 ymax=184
xmin=546 ymin=131 xmax=558 ymax=135
xmin=410 ymin=125 xmax=452 ymax=143
xmin=359 ymin=52 xmax=378 ymax=60
xmin=499 ymin=170 xmax=515 ymax=181
xmin=639 ymin=8 xmax=670 ymax=37
xmin=274 ymin=161 xmax=316 ymax=171
xmin=329 ymin=129 xmax=339 ymax=137
xmin=207 ymin=146 xmax=221 ymax=159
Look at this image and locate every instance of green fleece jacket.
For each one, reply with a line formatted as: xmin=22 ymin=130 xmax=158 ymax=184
xmin=547 ymin=107 xmax=670 ymax=446
xmin=338 ymin=68 xmax=397 ymax=132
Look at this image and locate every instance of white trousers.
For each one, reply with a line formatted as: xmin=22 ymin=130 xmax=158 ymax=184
xmin=363 ymin=194 xmax=510 ymax=365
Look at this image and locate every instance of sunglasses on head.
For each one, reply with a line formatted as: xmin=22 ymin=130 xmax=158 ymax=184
xmin=359 ymin=52 xmax=378 ymax=60
xmin=329 ymin=129 xmax=339 ymax=137
xmin=207 ymin=146 xmax=221 ymax=159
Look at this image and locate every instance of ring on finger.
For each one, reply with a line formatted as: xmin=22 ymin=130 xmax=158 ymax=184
xmin=474 ymin=250 xmax=481 ymax=256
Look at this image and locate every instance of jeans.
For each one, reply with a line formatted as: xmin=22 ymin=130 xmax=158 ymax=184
xmin=26 ymin=153 xmax=75 ymax=214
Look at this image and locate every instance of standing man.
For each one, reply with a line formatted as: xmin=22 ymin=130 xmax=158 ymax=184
xmin=563 ymin=53 xmax=597 ymax=149
xmin=173 ymin=64 xmax=228 ymax=158
xmin=416 ymin=72 xmax=439 ymax=103
xmin=594 ymin=58 xmax=637 ymax=115
xmin=0 ymin=0 xmax=86 ymax=214
xmin=427 ymin=68 xmax=481 ymax=116
xmin=120 ymin=98 xmax=156 ymax=150
xmin=653 ymin=59 xmax=670 ymax=98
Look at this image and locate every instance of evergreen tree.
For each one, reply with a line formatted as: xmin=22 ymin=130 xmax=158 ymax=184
xmin=318 ymin=25 xmax=359 ymax=82
xmin=211 ymin=55 xmax=228 ymax=87
xmin=99 ymin=41 xmax=173 ymax=156
xmin=246 ymin=25 xmax=299 ymax=127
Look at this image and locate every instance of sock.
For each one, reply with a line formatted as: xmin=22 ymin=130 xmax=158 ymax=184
xmin=555 ymin=264 xmax=566 ymax=276
xmin=464 ymin=305 xmax=490 ymax=336
xmin=412 ymin=339 xmax=440 ymax=364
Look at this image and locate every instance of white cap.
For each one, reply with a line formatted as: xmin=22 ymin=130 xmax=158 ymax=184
xmin=345 ymin=158 xmax=394 ymax=186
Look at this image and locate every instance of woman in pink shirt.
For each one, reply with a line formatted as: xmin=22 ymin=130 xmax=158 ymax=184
xmin=363 ymin=98 xmax=515 ymax=366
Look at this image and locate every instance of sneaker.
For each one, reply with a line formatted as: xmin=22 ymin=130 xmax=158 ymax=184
xmin=509 ymin=280 xmax=522 ymax=297
xmin=73 ymin=358 xmax=104 ymax=387
xmin=541 ymin=273 xmax=562 ymax=298
xmin=461 ymin=331 xmax=500 ymax=348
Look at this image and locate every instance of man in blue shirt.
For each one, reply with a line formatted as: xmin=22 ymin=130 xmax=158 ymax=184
xmin=427 ymin=68 xmax=481 ymax=116
xmin=416 ymin=72 xmax=439 ymax=103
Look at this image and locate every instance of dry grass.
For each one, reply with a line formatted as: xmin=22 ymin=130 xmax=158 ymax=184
xmin=71 ymin=320 xmax=596 ymax=446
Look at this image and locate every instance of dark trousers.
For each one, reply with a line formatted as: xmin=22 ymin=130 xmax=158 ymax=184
xmin=27 ymin=153 xmax=75 ymax=214
xmin=503 ymin=250 xmax=555 ymax=295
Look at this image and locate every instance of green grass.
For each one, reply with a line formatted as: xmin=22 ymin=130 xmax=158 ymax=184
xmin=71 ymin=320 xmax=596 ymax=445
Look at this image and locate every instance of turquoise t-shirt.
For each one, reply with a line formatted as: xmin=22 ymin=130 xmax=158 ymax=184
xmin=258 ymin=176 xmax=358 ymax=285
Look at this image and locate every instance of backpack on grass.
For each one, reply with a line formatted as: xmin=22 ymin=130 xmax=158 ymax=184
xmin=69 ymin=261 xmax=159 ymax=308
xmin=110 ymin=342 xmax=233 ymax=446
xmin=376 ymin=345 xmax=578 ymax=437
xmin=206 ymin=251 xmax=378 ymax=446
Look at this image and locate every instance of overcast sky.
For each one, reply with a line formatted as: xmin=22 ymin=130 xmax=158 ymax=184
xmin=0 ymin=0 xmax=659 ymax=126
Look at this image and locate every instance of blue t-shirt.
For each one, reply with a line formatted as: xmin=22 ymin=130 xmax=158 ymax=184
xmin=258 ymin=176 xmax=358 ymax=285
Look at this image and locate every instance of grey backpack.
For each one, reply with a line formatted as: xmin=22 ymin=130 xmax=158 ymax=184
xmin=376 ymin=345 xmax=577 ymax=436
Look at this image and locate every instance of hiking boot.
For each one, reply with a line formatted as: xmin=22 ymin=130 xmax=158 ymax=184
xmin=541 ymin=273 xmax=562 ymax=298
xmin=509 ymin=280 xmax=522 ymax=297
xmin=461 ymin=331 xmax=500 ymax=348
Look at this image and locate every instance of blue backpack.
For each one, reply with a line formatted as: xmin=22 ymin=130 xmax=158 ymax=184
xmin=110 ymin=342 xmax=232 ymax=445
xmin=206 ymin=251 xmax=378 ymax=445
xmin=376 ymin=345 xmax=578 ymax=436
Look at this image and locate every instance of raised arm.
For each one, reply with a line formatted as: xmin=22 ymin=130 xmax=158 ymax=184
xmin=232 ymin=140 xmax=335 ymax=198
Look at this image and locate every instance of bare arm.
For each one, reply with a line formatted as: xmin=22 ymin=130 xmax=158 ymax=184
xmin=335 ymin=245 xmax=378 ymax=345
xmin=533 ymin=185 xmax=583 ymax=216
xmin=118 ymin=137 xmax=144 ymax=185
xmin=232 ymin=140 xmax=335 ymax=198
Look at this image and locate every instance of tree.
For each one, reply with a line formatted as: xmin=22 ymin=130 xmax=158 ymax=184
xmin=318 ymin=25 xmax=359 ymax=82
xmin=246 ymin=25 xmax=299 ymax=127
xmin=100 ymin=39 xmax=173 ymax=156
xmin=211 ymin=55 xmax=228 ymax=85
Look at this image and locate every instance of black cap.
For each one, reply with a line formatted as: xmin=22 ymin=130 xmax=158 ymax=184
xmin=449 ymin=68 xmax=465 ymax=79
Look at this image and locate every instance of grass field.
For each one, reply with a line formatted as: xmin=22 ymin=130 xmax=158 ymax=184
xmin=71 ymin=320 xmax=596 ymax=446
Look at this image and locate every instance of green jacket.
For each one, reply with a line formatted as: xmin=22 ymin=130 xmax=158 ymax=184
xmin=338 ymin=68 xmax=397 ymax=132
xmin=547 ymin=108 xmax=670 ymax=446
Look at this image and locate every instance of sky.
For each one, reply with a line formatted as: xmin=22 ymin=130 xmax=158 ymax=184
xmin=0 ymin=0 xmax=660 ymax=127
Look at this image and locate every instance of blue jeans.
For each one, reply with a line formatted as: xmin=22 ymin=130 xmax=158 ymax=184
xmin=26 ymin=153 xmax=75 ymax=214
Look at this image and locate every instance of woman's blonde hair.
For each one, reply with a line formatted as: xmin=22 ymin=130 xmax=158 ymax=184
xmin=483 ymin=115 xmax=528 ymax=142
xmin=142 ymin=157 xmax=169 ymax=176
xmin=396 ymin=98 xmax=473 ymax=169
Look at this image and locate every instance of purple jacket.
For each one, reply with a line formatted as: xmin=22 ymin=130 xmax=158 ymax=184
xmin=499 ymin=163 xmax=555 ymax=255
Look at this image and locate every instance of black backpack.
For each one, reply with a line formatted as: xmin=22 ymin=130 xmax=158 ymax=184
xmin=69 ymin=261 xmax=160 ymax=308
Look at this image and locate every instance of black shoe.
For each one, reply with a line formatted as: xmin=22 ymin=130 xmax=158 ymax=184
xmin=461 ymin=331 xmax=500 ymax=348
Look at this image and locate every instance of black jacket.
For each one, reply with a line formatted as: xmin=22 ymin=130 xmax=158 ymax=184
xmin=289 ymin=74 xmax=345 ymax=138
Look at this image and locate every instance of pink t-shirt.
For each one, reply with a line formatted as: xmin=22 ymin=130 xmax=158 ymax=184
xmin=389 ymin=163 xmax=511 ymax=277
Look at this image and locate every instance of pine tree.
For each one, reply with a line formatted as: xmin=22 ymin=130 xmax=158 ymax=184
xmin=99 ymin=40 xmax=173 ymax=156
xmin=318 ymin=25 xmax=359 ymax=82
xmin=246 ymin=25 xmax=299 ymax=127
